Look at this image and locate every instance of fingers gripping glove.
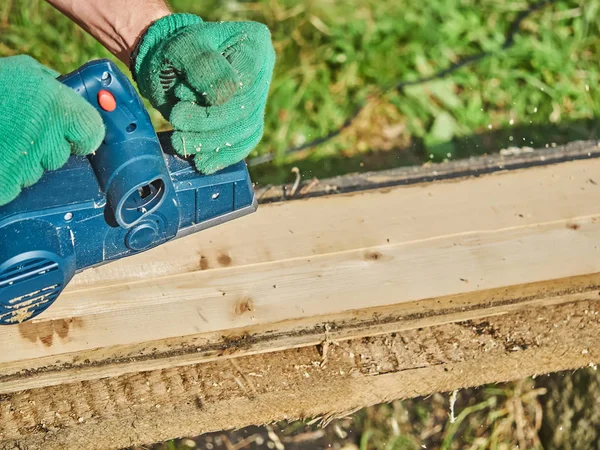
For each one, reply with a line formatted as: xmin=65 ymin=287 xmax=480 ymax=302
xmin=0 ymin=56 xmax=105 ymax=206
xmin=133 ymin=14 xmax=276 ymax=174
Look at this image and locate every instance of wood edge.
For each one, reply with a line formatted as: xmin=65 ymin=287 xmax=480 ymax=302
xmin=256 ymin=140 xmax=600 ymax=202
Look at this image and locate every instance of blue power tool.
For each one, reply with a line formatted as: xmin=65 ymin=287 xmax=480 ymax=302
xmin=0 ymin=59 xmax=257 ymax=325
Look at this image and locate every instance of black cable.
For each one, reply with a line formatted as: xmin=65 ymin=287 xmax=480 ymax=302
xmin=248 ymin=0 xmax=554 ymax=167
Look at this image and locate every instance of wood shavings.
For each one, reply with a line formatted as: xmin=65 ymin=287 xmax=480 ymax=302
xmin=449 ymin=389 xmax=458 ymax=423
xmin=290 ymin=167 xmax=301 ymax=196
xmin=299 ymin=177 xmax=320 ymax=196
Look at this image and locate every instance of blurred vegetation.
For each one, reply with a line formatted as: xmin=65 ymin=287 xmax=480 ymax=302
xmin=1 ymin=0 xmax=598 ymax=183
xmin=148 ymin=368 xmax=600 ymax=449
xmin=146 ymin=375 xmax=573 ymax=450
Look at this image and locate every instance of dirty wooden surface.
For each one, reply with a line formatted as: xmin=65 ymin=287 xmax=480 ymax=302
xmin=1 ymin=141 xmax=600 ymax=392
xmin=1 ymin=141 xmax=600 ymax=448
xmin=2 ymin=299 xmax=600 ymax=449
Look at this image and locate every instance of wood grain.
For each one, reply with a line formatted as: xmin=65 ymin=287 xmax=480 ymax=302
xmin=1 ymin=142 xmax=600 ymax=395
xmin=2 ymin=299 xmax=600 ymax=449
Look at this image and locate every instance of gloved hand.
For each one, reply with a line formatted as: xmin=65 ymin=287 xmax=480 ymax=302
xmin=0 ymin=56 xmax=105 ymax=206
xmin=132 ymin=14 xmax=275 ymax=174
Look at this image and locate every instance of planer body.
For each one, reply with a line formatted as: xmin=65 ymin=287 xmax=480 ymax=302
xmin=0 ymin=59 xmax=257 ymax=325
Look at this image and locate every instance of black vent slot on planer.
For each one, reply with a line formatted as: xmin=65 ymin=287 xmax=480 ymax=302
xmin=0 ymin=258 xmax=59 ymax=288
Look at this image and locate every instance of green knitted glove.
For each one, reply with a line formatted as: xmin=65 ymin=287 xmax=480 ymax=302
xmin=133 ymin=14 xmax=275 ymax=174
xmin=0 ymin=56 xmax=105 ymax=206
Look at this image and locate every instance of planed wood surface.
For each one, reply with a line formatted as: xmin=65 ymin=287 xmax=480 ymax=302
xmin=0 ymin=141 xmax=600 ymax=396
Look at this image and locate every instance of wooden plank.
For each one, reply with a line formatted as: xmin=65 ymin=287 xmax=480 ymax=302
xmin=2 ymin=298 xmax=600 ymax=450
xmin=66 ymin=139 xmax=600 ymax=288
xmin=0 ymin=141 xmax=599 ymax=394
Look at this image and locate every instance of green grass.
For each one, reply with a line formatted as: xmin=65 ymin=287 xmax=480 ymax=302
xmin=1 ymin=3 xmax=596 ymax=447
xmin=153 ymin=378 xmax=549 ymax=449
xmin=1 ymin=0 xmax=598 ymax=184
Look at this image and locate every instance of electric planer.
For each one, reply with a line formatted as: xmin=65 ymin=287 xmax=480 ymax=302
xmin=0 ymin=59 xmax=257 ymax=325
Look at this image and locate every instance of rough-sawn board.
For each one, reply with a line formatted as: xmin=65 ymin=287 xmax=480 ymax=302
xmin=1 ymin=140 xmax=600 ymax=448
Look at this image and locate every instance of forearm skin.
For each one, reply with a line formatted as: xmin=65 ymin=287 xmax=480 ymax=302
xmin=46 ymin=0 xmax=172 ymax=64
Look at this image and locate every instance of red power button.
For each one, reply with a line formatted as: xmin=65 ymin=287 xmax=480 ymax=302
xmin=97 ymin=90 xmax=117 ymax=112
